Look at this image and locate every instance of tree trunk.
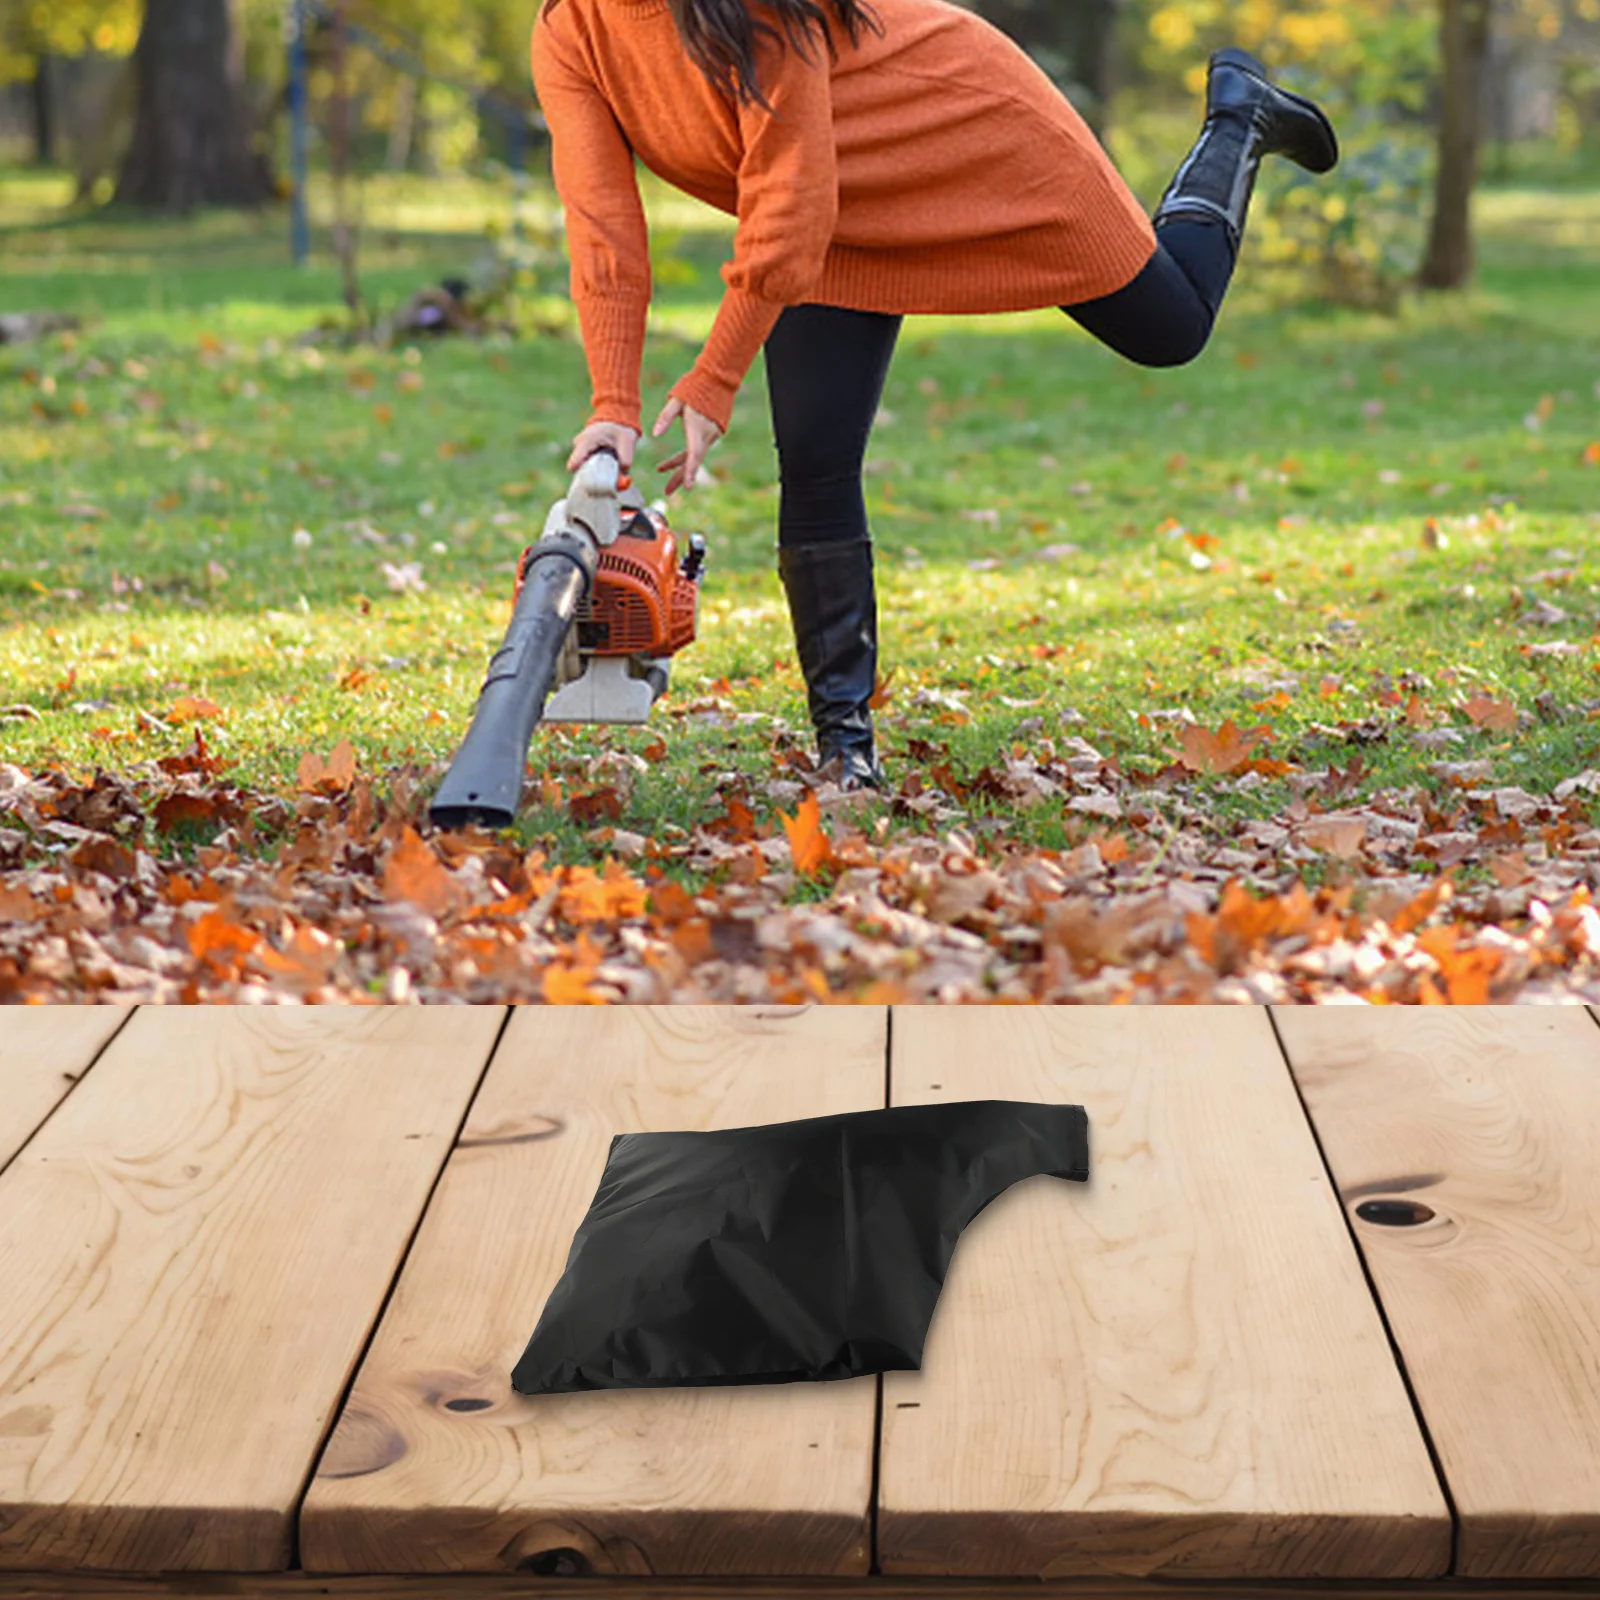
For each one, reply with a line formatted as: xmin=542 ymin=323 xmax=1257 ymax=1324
xmin=1419 ymin=0 xmax=1493 ymax=290
xmin=1057 ymin=0 xmax=1120 ymax=136
xmin=386 ymin=76 xmax=418 ymax=172
xmin=115 ymin=0 xmax=273 ymax=211
xmin=31 ymin=55 xmax=55 ymax=166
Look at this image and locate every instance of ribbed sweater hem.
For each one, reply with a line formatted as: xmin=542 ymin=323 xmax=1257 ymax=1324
xmin=814 ymin=226 xmax=1157 ymax=318
xmin=672 ymin=285 xmax=787 ymax=432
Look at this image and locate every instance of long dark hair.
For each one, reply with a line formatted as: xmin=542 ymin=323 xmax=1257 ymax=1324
xmin=546 ymin=0 xmax=883 ymax=110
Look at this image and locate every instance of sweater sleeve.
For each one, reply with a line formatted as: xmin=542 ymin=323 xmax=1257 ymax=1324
xmin=532 ymin=13 xmax=651 ymax=434
xmin=669 ymin=25 xmax=840 ymax=432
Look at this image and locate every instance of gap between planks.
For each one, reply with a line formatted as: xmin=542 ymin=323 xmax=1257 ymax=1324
xmin=283 ymin=1007 xmax=516 ymax=1572
xmin=1264 ymin=1008 xmax=1463 ymax=1579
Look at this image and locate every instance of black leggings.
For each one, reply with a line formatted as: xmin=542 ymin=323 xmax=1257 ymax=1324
xmin=763 ymin=217 xmax=1235 ymax=549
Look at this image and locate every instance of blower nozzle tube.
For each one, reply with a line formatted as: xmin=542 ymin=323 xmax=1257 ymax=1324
xmin=428 ymin=528 xmax=598 ymax=830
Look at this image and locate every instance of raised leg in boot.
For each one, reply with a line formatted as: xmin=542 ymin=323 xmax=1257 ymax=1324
xmin=1066 ymin=50 xmax=1339 ymax=367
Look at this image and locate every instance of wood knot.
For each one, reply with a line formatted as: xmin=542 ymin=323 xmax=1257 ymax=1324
xmin=1355 ymin=1198 xmax=1437 ymax=1227
xmin=520 ymin=1548 xmax=591 ymax=1577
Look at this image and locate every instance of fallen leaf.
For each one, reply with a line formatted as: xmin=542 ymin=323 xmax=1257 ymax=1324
xmin=568 ymin=787 xmax=624 ymax=826
xmin=1519 ymin=599 xmax=1569 ymax=628
xmin=296 ymin=738 xmax=357 ymax=795
xmin=543 ymin=959 xmax=607 ymax=1004
xmin=781 ymin=791 xmax=835 ymax=876
xmin=1417 ymin=925 xmax=1499 ymax=1004
xmin=1176 ymin=721 xmax=1269 ymax=776
xmin=1392 ymin=879 xmax=1453 ymax=936
xmin=1297 ymin=815 xmax=1367 ymax=858
xmin=1463 ymin=694 xmax=1517 ymax=733
xmin=188 ymin=906 xmax=260 ymax=973
xmin=167 ymin=695 xmax=224 ymax=724
xmin=153 ymin=792 xmax=222 ymax=833
xmin=1430 ymin=759 xmax=1494 ymax=786
xmin=1489 ymin=850 xmax=1531 ymax=888
xmin=560 ymin=861 xmax=648 ymax=922
xmin=382 ymin=827 xmax=462 ymax=917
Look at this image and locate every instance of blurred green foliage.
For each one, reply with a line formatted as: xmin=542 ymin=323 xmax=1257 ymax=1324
xmin=7 ymin=0 xmax=1600 ymax=315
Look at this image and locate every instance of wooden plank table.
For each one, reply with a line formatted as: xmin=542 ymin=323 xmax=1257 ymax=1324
xmin=2 ymin=1006 xmax=1598 ymax=1599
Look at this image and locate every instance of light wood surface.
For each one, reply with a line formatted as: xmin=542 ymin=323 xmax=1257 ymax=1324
xmin=0 ymin=1008 xmax=506 ymax=1573
xmin=0 ymin=1010 xmax=129 ymax=1171
xmin=300 ymin=1007 xmax=889 ymax=1577
xmin=877 ymin=1008 xmax=1450 ymax=1581
xmin=1277 ymin=1008 xmax=1600 ymax=1580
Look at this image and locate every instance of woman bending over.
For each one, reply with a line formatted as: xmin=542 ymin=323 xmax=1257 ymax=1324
xmin=533 ymin=0 xmax=1337 ymax=788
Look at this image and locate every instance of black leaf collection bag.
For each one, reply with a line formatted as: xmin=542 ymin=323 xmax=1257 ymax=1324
xmin=511 ymin=1099 xmax=1089 ymax=1395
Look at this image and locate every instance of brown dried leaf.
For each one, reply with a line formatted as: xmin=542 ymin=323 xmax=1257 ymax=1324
xmin=1463 ymin=694 xmax=1517 ymax=733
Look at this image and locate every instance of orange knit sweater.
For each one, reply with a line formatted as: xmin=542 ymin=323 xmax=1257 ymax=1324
xmin=531 ymin=0 xmax=1157 ymax=435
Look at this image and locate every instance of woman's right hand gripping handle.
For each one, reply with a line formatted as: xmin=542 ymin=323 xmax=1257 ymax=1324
xmin=567 ymin=420 xmax=641 ymax=475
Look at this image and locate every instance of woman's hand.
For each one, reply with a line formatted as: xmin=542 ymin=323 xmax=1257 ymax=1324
xmin=651 ymin=395 xmax=723 ymax=495
xmin=566 ymin=420 xmax=641 ymax=474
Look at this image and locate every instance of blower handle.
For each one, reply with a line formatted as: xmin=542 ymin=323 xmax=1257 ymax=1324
xmin=580 ymin=441 xmax=631 ymax=492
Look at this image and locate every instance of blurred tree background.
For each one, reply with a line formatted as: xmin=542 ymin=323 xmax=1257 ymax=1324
xmin=1 ymin=0 xmax=1598 ymax=300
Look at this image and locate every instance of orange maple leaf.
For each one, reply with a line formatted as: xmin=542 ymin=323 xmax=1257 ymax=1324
xmin=382 ymin=826 xmax=462 ymax=917
xmin=781 ymin=791 xmax=835 ymax=876
xmin=168 ymin=695 xmax=225 ymax=724
xmin=542 ymin=961 xmax=608 ymax=1004
xmin=1250 ymin=690 xmax=1293 ymax=715
xmin=296 ymin=737 xmax=357 ymax=795
xmin=1392 ymin=878 xmax=1453 ymax=936
xmin=1403 ymin=693 xmax=1433 ymax=728
xmin=1176 ymin=721 xmax=1269 ymax=776
xmin=542 ymin=932 xmax=609 ymax=1004
xmin=188 ymin=906 xmax=260 ymax=973
xmin=1417 ymin=926 xmax=1500 ymax=1005
xmin=560 ymin=860 xmax=648 ymax=923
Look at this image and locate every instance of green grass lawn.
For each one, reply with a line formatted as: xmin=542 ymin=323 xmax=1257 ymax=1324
xmin=3 ymin=159 xmax=1599 ymax=872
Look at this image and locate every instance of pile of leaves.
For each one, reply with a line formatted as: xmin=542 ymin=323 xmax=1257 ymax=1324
xmin=7 ymin=722 xmax=1600 ymax=1005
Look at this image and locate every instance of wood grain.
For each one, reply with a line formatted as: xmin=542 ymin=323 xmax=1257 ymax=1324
xmin=878 ymin=1008 xmax=1450 ymax=1581
xmin=0 ymin=1010 xmax=129 ymax=1172
xmin=1277 ymin=1008 xmax=1600 ymax=1580
xmin=300 ymin=1006 xmax=888 ymax=1578
xmin=0 ymin=1007 xmax=506 ymax=1573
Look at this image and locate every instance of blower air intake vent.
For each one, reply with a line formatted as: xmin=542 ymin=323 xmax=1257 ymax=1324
xmin=584 ymin=547 xmax=672 ymax=656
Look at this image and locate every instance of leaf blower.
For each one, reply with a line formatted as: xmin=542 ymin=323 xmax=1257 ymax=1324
xmin=429 ymin=448 xmax=707 ymax=830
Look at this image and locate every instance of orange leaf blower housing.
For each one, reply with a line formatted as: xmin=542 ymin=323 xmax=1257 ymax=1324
xmin=514 ymin=473 xmax=702 ymax=660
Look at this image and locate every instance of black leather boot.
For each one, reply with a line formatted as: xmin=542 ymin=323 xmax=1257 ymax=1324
xmin=1154 ymin=48 xmax=1339 ymax=251
xmin=778 ymin=537 xmax=885 ymax=791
